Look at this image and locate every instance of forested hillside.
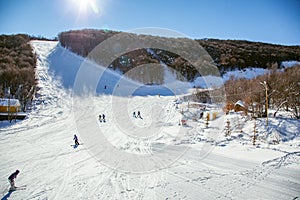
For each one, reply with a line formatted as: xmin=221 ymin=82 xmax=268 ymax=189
xmin=0 ymin=34 xmax=37 ymax=111
xmin=58 ymin=29 xmax=211 ymax=82
xmin=58 ymin=29 xmax=300 ymax=81
xmin=224 ymin=64 xmax=300 ymax=119
xmin=197 ymin=39 xmax=300 ymax=73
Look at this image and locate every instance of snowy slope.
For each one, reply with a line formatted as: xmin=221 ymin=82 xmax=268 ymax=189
xmin=0 ymin=41 xmax=299 ymax=200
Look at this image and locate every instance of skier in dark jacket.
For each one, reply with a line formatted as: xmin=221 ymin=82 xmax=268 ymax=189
xmin=137 ymin=111 xmax=141 ymax=118
xmin=73 ymin=134 xmax=79 ymax=146
xmin=8 ymin=170 xmax=19 ymax=190
xmin=102 ymin=114 xmax=106 ymax=122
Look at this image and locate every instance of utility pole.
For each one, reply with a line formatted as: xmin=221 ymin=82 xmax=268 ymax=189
xmin=7 ymin=87 xmax=11 ymax=122
xmin=253 ymin=119 xmax=257 ymax=145
xmin=265 ymin=82 xmax=268 ymax=126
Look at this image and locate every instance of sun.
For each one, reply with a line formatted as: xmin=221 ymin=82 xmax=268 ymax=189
xmin=78 ymin=0 xmax=90 ymax=9
xmin=72 ymin=0 xmax=99 ymax=14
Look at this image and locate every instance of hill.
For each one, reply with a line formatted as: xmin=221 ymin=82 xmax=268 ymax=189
xmin=196 ymin=39 xmax=300 ymax=72
xmin=58 ymin=29 xmax=300 ymax=80
xmin=57 ymin=29 xmax=300 ymax=119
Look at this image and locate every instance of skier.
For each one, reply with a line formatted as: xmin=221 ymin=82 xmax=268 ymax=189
xmin=137 ymin=111 xmax=141 ymax=118
xmin=200 ymin=112 xmax=204 ymax=119
xmin=8 ymin=170 xmax=19 ymax=191
xmin=102 ymin=114 xmax=106 ymax=122
xmin=99 ymin=114 xmax=102 ymax=122
xmin=73 ymin=134 xmax=79 ymax=146
xmin=133 ymin=111 xmax=136 ymax=118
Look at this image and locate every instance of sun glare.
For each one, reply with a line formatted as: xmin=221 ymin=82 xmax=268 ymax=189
xmin=73 ymin=0 xmax=99 ymax=14
xmin=81 ymin=0 xmax=89 ymax=9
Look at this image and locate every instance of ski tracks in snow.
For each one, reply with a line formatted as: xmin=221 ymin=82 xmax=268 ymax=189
xmin=2 ymin=40 xmax=299 ymax=199
xmin=218 ymin=151 xmax=300 ymax=199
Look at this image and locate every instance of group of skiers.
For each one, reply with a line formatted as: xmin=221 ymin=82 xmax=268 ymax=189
xmin=73 ymin=113 xmax=107 ymax=147
xmin=98 ymin=114 xmax=106 ymax=122
xmin=133 ymin=111 xmax=142 ymax=119
xmin=72 ymin=113 xmax=107 ymax=147
xmin=7 ymin=134 xmax=80 ymax=191
xmin=7 ymin=136 xmax=82 ymax=190
xmin=7 ymin=109 xmax=146 ymax=192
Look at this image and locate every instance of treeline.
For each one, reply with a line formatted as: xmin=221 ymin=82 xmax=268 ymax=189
xmin=30 ymin=35 xmax=58 ymax=41
xmin=197 ymin=39 xmax=300 ymax=73
xmin=59 ymin=29 xmax=119 ymax=56
xmin=0 ymin=34 xmax=37 ymax=111
xmin=224 ymin=64 xmax=300 ymax=119
xmin=58 ymin=29 xmax=300 ymax=81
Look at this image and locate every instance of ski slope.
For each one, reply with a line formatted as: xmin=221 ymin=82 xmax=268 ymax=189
xmin=0 ymin=40 xmax=299 ymax=200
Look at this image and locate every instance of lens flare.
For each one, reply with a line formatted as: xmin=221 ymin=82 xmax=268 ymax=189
xmin=72 ymin=0 xmax=100 ymax=14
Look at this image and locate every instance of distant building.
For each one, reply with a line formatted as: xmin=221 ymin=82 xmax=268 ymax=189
xmin=0 ymin=98 xmax=21 ymax=113
xmin=0 ymin=98 xmax=26 ymax=121
xmin=234 ymin=100 xmax=247 ymax=112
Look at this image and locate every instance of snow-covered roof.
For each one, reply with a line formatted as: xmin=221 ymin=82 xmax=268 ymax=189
xmin=0 ymin=98 xmax=21 ymax=106
xmin=234 ymin=100 xmax=245 ymax=108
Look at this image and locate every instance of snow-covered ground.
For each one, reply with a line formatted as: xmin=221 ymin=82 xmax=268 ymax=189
xmin=0 ymin=41 xmax=299 ymax=200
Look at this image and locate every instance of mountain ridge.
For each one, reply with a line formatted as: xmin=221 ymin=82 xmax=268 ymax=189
xmin=58 ymin=29 xmax=300 ymax=80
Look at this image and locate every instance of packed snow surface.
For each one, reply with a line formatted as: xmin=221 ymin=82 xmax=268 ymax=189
xmin=0 ymin=41 xmax=299 ymax=200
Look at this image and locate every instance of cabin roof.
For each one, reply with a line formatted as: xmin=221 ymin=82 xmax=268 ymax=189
xmin=0 ymin=98 xmax=21 ymax=106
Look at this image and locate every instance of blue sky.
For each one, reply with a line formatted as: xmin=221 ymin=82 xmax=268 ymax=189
xmin=0 ymin=0 xmax=299 ymax=45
